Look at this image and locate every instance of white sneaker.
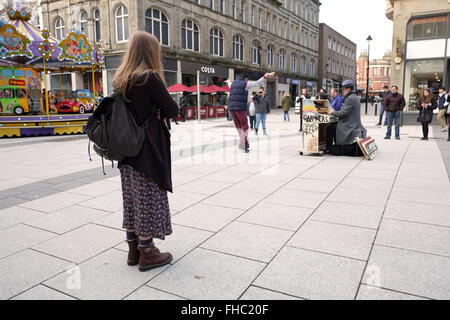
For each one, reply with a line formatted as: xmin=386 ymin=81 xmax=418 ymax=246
xmin=441 ymin=127 xmax=448 ymax=132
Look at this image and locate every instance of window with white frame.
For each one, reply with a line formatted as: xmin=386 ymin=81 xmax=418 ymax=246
xmin=145 ymin=8 xmax=169 ymax=46
xmin=279 ymin=49 xmax=286 ymax=70
xmin=232 ymin=0 xmax=236 ymax=18
xmin=210 ymin=28 xmax=224 ymax=57
xmin=209 ymin=0 xmax=214 ymax=10
xmin=55 ymin=17 xmax=65 ymax=40
xmin=290 ymin=52 xmax=296 ymax=72
xmin=300 ymin=56 xmax=306 ymax=74
xmin=94 ymin=9 xmax=101 ymax=42
xmin=79 ymin=10 xmax=88 ymax=34
xmin=181 ymin=19 xmax=200 ymax=52
xmin=309 ymin=59 xmax=315 ymax=76
xmin=267 ymin=45 xmax=274 ymax=67
xmin=240 ymin=0 xmax=245 ymax=22
xmin=251 ymin=6 xmax=255 ymax=26
xmin=233 ymin=35 xmax=244 ymax=61
xmin=219 ymin=0 xmax=225 ymax=14
xmin=115 ymin=5 xmax=129 ymax=42
xmin=251 ymin=40 xmax=260 ymax=65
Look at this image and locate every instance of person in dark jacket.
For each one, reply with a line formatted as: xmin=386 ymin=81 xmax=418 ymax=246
xmin=113 ymin=31 xmax=178 ymax=272
xmin=253 ymin=87 xmax=271 ymax=135
xmin=179 ymin=92 xmax=187 ymax=122
xmin=384 ymin=85 xmax=406 ymax=140
xmin=228 ymin=72 xmax=275 ymax=152
xmin=377 ymin=86 xmax=391 ymax=126
xmin=417 ymin=89 xmax=437 ymax=140
xmin=437 ymin=87 xmax=449 ymax=132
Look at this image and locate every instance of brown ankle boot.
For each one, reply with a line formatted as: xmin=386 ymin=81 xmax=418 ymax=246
xmin=138 ymin=242 xmax=173 ymax=272
xmin=127 ymin=239 xmax=140 ymax=266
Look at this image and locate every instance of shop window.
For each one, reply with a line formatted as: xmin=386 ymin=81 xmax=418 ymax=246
xmin=404 ymin=59 xmax=444 ymax=111
xmin=145 ymin=8 xmax=169 ymax=46
xmin=407 ymin=15 xmax=447 ymax=40
xmin=181 ymin=19 xmax=200 ymax=52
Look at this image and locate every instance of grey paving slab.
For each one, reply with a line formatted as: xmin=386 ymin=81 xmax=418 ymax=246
xmin=311 ymin=201 xmax=384 ymax=229
xmin=239 ymin=286 xmax=302 ymax=300
xmin=68 ymin=180 xmax=121 ymax=197
xmin=19 ymin=192 xmax=93 ymax=213
xmin=117 ymin=224 xmax=213 ymax=263
xmin=77 ymin=191 xmax=123 ymax=213
xmin=327 ymin=187 xmax=389 ymax=208
xmin=175 ymin=179 xmax=232 ymax=195
xmin=338 ymin=177 xmax=394 ymax=192
xmin=227 ymin=176 xmax=287 ymax=194
xmin=202 ymin=221 xmax=293 ymax=262
xmin=25 ymin=205 xmax=111 ymax=234
xmin=125 ymin=286 xmax=186 ymax=300
xmin=282 ymin=178 xmax=339 ymax=193
xmin=356 ymin=284 xmax=428 ymax=300
xmin=0 ymin=206 xmax=46 ymax=231
xmin=348 ymin=168 xmax=397 ymax=181
xmin=238 ymin=202 xmax=313 ymax=231
xmin=172 ymin=203 xmax=243 ymax=232
xmin=298 ymin=168 xmax=351 ymax=182
xmin=0 ymin=197 xmax=27 ymax=210
xmin=288 ymin=220 xmax=376 ymax=261
xmin=11 ymin=285 xmax=76 ymax=300
xmin=389 ymin=186 xmax=450 ymax=207
xmin=376 ymin=219 xmax=450 ymax=257
xmin=33 ymin=224 xmax=124 ymax=263
xmin=168 ymin=191 xmax=209 ymax=214
xmin=44 ymin=249 xmax=167 ymax=300
xmin=148 ymin=248 xmax=266 ymax=300
xmin=264 ymin=188 xmax=328 ymax=209
xmin=362 ymin=245 xmax=450 ymax=299
xmin=384 ymin=199 xmax=450 ymax=227
xmin=0 ymin=249 xmax=72 ymax=300
xmin=254 ymin=246 xmax=366 ymax=300
xmin=202 ymin=170 xmax=253 ymax=184
xmin=92 ymin=211 xmax=123 ymax=230
xmin=394 ymin=176 xmax=450 ymax=192
xmin=0 ymin=224 xmax=57 ymax=259
xmin=172 ymin=171 xmax=207 ymax=187
xmin=202 ymin=190 xmax=267 ymax=210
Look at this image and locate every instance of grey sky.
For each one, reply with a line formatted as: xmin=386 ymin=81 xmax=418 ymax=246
xmin=319 ymin=0 xmax=393 ymax=59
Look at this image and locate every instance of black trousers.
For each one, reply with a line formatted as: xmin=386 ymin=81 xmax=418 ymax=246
xmin=422 ymin=121 xmax=429 ymax=139
xmin=180 ymin=107 xmax=186 ymax=121
xmin=326 ymin=123 xmax=337 ymax=150
xmin=329 ymin=143 xmax=364 ymax=157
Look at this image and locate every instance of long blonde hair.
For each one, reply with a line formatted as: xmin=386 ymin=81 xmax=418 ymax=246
xmin=112 ymin=31 xmax=165 ymax=101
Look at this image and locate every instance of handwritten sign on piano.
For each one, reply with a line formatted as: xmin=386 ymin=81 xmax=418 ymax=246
xmin=302 ymin=99 xmax=330 ymax=153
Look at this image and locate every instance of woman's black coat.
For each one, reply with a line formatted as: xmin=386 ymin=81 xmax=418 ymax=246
xmin=417 ymin=97 xmax=437 ymax=123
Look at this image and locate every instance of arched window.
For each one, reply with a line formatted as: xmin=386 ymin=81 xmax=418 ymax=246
xmin=93 ymin=9 xmax=101 ymax=42
xmin=115 ymin=5 xmax=129 ymax=42
xmin=79 ymin=11 xmax=88 ymax=34
xmin=290 ymin=52 xmax=297 ymax=72
xmin=233 ymin=35 xmax=244 ymax=61
xmin=309 ymin=59 xmax=315 ymax=76
xmin=251 ymin=40 xmax=260 ymax=65
xmin=279 ymin=49 xmax=286 ymax=70
xmin=145 ymin=8 xmax=169 ymax=46
xmin=300 ymin=56 xmax=306 ymax=74
xmin=181 ymin=19 xmax=199 ymax=52
xmin=55 ymin=18 xmax=65 ymax=40
xmin=210 ymin=28 xmax=224 ymax=57
xmin=267 ymin=45 xmax=274 ymax=68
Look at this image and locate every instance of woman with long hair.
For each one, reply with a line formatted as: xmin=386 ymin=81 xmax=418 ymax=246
xmin=113 ymin=31 xmax=178 ymax=272
xmin=417 ymin=88 xmax=437 ymax=140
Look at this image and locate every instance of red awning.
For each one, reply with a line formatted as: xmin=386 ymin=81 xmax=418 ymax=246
xmin=167 ymin=83 xmax=190 ymax=93
xmin=187 ymin=84 xmax=215 ymax=93
xmin=208 ymin=85 xmax=230 ymax=93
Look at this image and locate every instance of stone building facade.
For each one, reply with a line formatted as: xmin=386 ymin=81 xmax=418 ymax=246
xmin=318 ymin=23 xmax=356 ymax=93
xmin=41 ymin=0 xmax=321 ymax=106
xmin=357 ymin=50 xmax=391 ymax=92
xmin=386 ymin=0 xmax=450 ymax=117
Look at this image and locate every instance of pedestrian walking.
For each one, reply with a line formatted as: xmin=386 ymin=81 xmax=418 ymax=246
xmin=179 ymin=92 xmax=187 ymax=122
xmin=437 ymin=86 xmax=449 ymax=132
xmin=376 ymin=85 xmax=391 ymax=126
xmin=417 ymin=88 xmax=437 ymax=140
xmin=248 ymin=96 xmax=256 ymax=130
xmin=384 ymin=85 xmax=406 ymax=140
xmin=228 ymin=72 xmax=275 ymax=152
xmin=113 ymin=31 xmax=178 ymax=272
xmin=281 ymin=92 xmax=291 ymax=122
xmin=254 ymin=86 xmax=271 ymax=135
xmin=297 ymin=88 xmax=311 ymax=132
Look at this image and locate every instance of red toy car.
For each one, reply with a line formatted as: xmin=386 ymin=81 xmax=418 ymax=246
xmin=55 ymin=100 xmax=84 ymax=114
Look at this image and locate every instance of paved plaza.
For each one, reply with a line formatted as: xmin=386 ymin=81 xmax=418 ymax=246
xmin=0 ymin=109 xmax=449 ymax=300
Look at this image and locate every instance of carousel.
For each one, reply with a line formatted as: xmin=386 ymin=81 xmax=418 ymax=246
xmin=0 ymin=7 xmax=104 ymax=138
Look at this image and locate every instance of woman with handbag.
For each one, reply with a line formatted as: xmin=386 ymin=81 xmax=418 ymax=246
xmin=417 ymin=89 xmax=437 ymax=141
xmin=113 ymin=31 xmax=178 ymax=272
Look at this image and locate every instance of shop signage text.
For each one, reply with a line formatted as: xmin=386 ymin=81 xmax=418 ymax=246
xmin=201 ymin=66 xmax=216 ymax=74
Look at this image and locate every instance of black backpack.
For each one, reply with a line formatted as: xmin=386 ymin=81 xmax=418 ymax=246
xmin=86 ymin=95 xmax=149 ymax=174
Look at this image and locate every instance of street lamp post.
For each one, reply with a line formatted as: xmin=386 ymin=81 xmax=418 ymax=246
xmin=365 ymin=35 xmax=372 ymax=115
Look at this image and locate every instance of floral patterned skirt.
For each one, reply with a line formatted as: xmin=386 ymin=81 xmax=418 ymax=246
xmin=120 ymin=165 xmax=172 ymax=240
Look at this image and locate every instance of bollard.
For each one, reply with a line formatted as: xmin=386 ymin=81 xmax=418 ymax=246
xmin=374 ymin=103 xmax=378 ymax=116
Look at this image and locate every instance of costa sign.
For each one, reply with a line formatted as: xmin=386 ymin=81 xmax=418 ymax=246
xmin=201 ymin=66 xmax=215 ymax=74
